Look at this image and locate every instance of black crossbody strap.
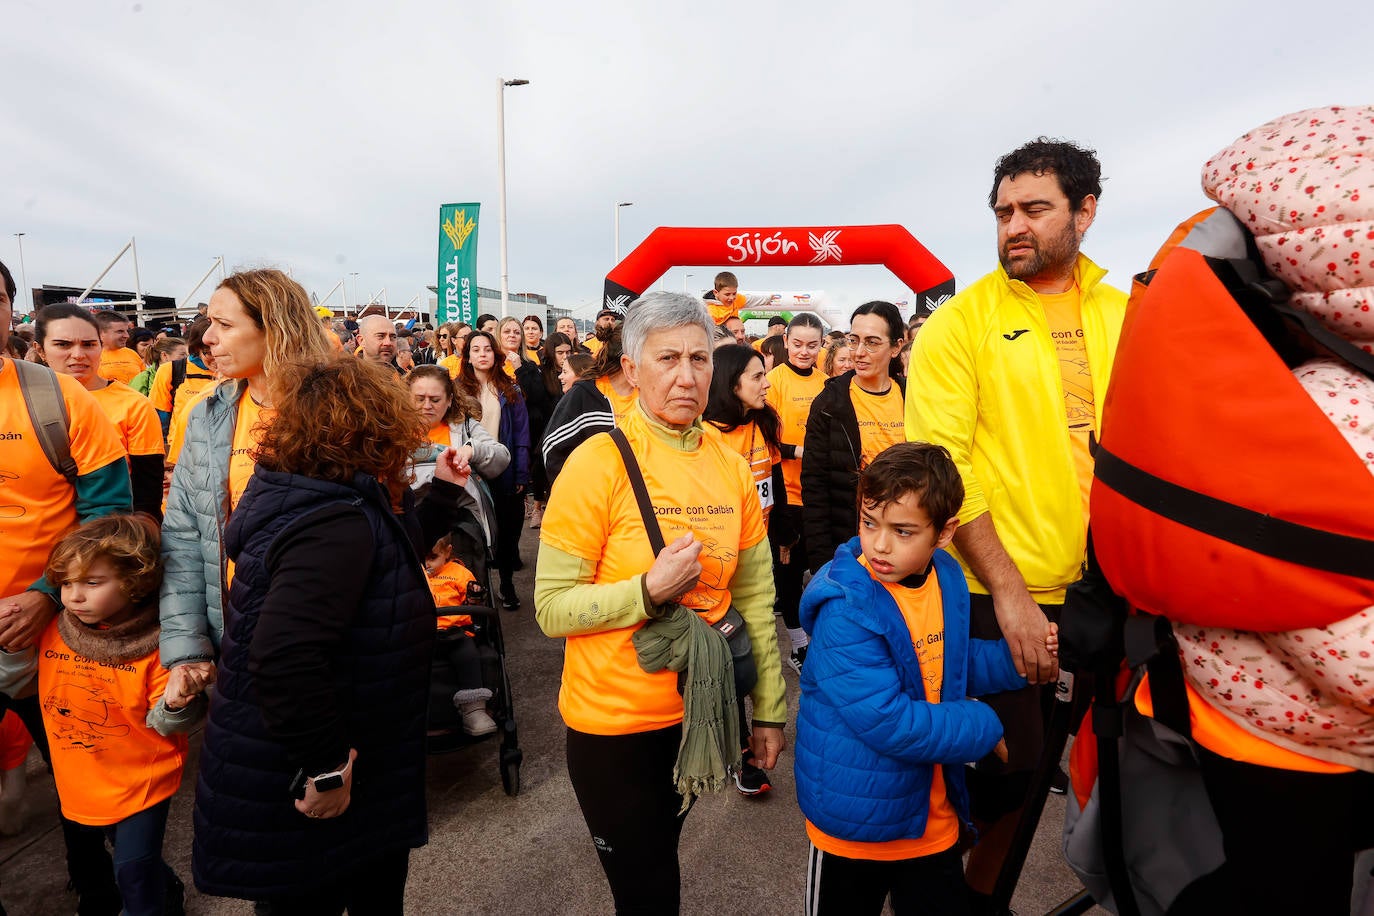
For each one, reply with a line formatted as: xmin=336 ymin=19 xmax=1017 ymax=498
xmin=609 ymin=427 xmax=666 ymax=556
xmin=1095 ymin=445 xmax=1374 ymax=580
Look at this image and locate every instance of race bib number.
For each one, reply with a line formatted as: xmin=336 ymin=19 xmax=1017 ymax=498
xmin=755 ymin=477 xmax=774 ymax=512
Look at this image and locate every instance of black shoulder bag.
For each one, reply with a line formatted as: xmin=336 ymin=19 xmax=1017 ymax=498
xmin=607 ymin=427 xmax=757 ymax=698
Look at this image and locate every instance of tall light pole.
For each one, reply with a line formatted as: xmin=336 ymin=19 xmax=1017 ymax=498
xmin=614 ymin=201 xmax=633 ymax=263
xmin=683 ymin=273 xmax=695 ymax=293
xmin=349 ymin=272 xmax=359 ymax=315
xmin=498 ymin=77 xmax=529 ymax=320
xmin=13 ymin=233 xmax=30 ymax=314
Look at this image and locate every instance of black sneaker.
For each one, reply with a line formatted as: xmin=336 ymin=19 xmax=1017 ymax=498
xmin=787 ymin=645 xmax=808 ymax=675
xmin=500 ymin=588 xmax=520 ymax=611
xmin=735 ymin=757 xmax=772 ymax=797
xmin=1049 ymin=765 xmax=1068 ymax=795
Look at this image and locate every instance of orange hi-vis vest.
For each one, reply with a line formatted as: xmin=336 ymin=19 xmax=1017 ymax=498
xmin=1092 ymin=210 xmax=1374 ymax=635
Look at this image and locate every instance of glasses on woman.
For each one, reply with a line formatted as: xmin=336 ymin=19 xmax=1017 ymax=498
xmin=438 ymin=333 xmax=450 ymax=339
xmin=844 ymin=334 xmax=890 ymax=353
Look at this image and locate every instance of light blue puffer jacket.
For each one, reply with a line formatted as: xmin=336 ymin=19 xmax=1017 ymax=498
xmin=159 ymin=379 xmax=243 ymax=667
xmin=795 ymin=538 xmax=1024 ymax=843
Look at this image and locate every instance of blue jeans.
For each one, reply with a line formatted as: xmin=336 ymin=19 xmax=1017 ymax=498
xmin=102 ymin=800 xmax=175 ymax=916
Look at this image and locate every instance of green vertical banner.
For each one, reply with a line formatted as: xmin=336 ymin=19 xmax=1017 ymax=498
xmin=438 ymin=203 xmax=480 ymax=324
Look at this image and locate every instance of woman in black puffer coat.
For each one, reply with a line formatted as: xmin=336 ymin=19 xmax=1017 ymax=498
xmin=193 ymin=357 xmax=470 ymax=913
xmin=800 ymin=301 xmax=908 ymax=574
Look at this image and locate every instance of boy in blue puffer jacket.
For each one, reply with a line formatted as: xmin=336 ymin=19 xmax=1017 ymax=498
xmin=795 ymin=442 xmax=1056 ymax=915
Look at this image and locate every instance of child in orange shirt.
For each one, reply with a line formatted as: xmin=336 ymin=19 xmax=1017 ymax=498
xmin=425 ymin=535 xmax=495 ymax=736
xmin=39 ymin=515 xmax=207 ymax=916
xmin=794 ymin=444 xmax=1056 ymax=915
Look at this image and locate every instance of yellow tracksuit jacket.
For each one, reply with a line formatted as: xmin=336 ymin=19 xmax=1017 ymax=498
xmin=905 ymin=254 xmax=1127 ymax=603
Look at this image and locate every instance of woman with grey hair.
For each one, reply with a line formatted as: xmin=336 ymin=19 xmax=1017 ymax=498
xmin=535 ymin=292 xmax=787 ymax=913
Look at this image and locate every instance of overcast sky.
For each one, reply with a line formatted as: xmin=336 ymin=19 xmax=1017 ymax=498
xmin=5 ymin=0 xmax=1370 ymax=322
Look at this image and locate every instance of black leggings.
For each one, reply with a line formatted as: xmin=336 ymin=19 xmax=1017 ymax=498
xmin=772 ymin=505 xmax=807 ymax=631
xmin=436 ymin=628 xmax=484 ymax=692
xmin=566 ymin=725 xmax=691 ymax=915
xmin=492 ymin=489 xmax=524 ymax=589
xmin=804 ymin=843 xmax=968 ymax=916
xmin=1168 ymin=749 xmax=1374 ymax=915
xmin=9 ymin=695 xmax=120 ymax=904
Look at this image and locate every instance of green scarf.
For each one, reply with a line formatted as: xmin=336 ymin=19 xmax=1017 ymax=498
xmin=633 ymin=603 xmax=740 ymax=812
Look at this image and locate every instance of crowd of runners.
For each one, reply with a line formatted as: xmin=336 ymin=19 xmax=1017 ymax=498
xmin=2 ymin=106 xmax=1373 ymax=916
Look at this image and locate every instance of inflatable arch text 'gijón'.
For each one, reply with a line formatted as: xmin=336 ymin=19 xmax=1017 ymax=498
xmin=602 ymin=225 xmax=956 ymax=317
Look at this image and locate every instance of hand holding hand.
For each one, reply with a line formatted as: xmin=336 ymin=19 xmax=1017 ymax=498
xmin=0 ymin=591 xmax=59 ymax=651
xmin=994 ymin=587 xmax=1058 ymax=684
xmin=295 ymin=748 xmax=357 ymax=820
xmin=163 ymin=662 xmax=215 ymax=710
xmin=644 ymin=535 xmax=703 ymax=606
xmin=1045 ymin=621 xmax=1059 ymax=659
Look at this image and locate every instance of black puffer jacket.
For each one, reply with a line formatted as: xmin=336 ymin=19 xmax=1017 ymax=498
xmin=800 ymin=370 xmax=906 ymax=573
xmin=194 ymin=468 xmax=445 ymax=900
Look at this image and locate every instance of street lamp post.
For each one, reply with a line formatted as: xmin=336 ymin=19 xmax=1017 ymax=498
xmin=498 ymin=77 xmax=530 ymax=320
xmin=13 ymin=233 xmax=30 ymax=314
xmin=348 ymin=272 xmax=360 ymax=316
xmin=614 ymin=201 xmax=633 ymax=263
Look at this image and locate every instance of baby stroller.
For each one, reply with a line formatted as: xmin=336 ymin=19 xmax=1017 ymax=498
xmin=423 ymin=478 xmax=523 ymax=796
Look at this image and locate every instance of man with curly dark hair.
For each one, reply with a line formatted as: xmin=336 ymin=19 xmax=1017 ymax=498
xmin=905 ymin=138 xmax=1127 ymax=912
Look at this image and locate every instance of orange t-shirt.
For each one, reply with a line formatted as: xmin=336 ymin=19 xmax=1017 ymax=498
xmin=0 ymin=362 xmax=126 ymax=599
xmin=90 ymin=381 xmax=165 ymax=457
xmin=706 ymin=299 xmax=742 ymax=326
xmin=712 ymin=421 xmax=780 ymax=523
xmin=585 ymin=338 xmax=603 ymax=356
xmin=807 ymin=562 xmax=960 ymax=859
xmin=0 ymin=710 xmax=33 ymax=771
xmin=164 ymin=383 xmax=218 ymax=466
xmin=1136 ymin=674 xmax=1352 ymax=774
xmin=229 ymin=393 xmax=272 ymax=510
xmin=430 ymin=560 xmax=477 ymax=629
xmin=150 ymin=360 xmax=218 ymax=440
xmin=1040 ymin=286 xmax=1096 ymax=523
xmin=595 ymin=375 xmax=638 ymax=426
xmin=427 ymin=423 xmax=452 ymax=447
xmin=850 ymin=382 xmax=905 ymax=469
xmin=541 ymin=408 xmax=767 ymax=735
xmin=766 ymin=363 xmax=826 ymax=506
xmin=38 ymin=621 xmax=188 ymax=826
xmin=439 ymin=354 xmax=463 ymax=379
xmin=97 ymin=348 xmax=144 ymax=386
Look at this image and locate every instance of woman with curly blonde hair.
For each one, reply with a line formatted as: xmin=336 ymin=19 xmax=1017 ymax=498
xmin=191 ymin=357 xmax=472 ymax=910
xmin=159 ymin=268 xmax=337 ymax=695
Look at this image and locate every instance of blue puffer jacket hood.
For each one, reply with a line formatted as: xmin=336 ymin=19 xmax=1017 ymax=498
xmin=795 ymin=537 xmax=1023 ymax=844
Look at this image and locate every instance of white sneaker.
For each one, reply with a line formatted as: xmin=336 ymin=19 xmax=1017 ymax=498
xmin=458 ymin=700 xmax=497 ymax=736
xmin=787 ymin=645 xmax=808 ymax=675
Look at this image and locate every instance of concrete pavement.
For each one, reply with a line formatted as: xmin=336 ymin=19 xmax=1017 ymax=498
xmin=0 ymin=523 xmax=1100 ymax=914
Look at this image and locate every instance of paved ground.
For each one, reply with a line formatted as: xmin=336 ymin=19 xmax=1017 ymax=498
xmin=0 ymin=523 xmax=1098 ymax=915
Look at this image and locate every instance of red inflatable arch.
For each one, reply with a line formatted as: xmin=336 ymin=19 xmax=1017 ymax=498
xmin=602 ymin=224 xmax=956 ymax=316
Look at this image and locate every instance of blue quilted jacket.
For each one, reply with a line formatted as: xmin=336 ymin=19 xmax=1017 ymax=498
xmin=795 ymin=538 xmax=1024 ymax=843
